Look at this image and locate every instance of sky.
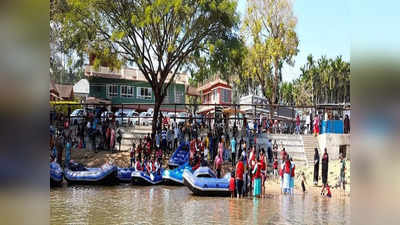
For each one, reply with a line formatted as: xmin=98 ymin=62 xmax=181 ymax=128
xmin=236 ymin=0 xmax=350 ymax=82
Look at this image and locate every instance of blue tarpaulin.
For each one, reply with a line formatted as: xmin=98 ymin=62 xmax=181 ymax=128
xmin=320 ymin=120 xmax=344 ymax=134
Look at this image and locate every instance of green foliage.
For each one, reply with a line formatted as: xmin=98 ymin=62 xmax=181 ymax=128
xmin=293 ymin=54 xmax=350 ymax=105
xmin=241 ymin=0 xmax=299 ymax=104
xmin=52 ymin=0 xmax=238 ymax=136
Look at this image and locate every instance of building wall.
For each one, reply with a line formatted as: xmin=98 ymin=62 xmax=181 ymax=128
xmin=88 ymin=77 xmax=185 ymax=110
xmin=317 ymin=133 xmax=351 ymax=160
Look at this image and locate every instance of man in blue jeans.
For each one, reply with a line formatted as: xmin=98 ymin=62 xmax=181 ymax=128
xmin=231 ymin=137 xmax=236 ymax=167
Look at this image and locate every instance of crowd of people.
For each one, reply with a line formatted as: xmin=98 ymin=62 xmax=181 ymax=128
xmin=50 ymin=106 xmax=347 ymax=199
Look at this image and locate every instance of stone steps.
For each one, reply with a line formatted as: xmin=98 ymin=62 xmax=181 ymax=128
xmin=268 ymin=134 xmax=307 ymax=167
xmin=302 ymin=135 xmax=319 ymax=167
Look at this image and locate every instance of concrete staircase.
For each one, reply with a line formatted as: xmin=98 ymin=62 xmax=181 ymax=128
xmin=118 ymin=126 xmax=152 ymax=151
xmin=268 ymin=134 xmax=308 ymax=167
xmin=302 ymin=135 xmax=319 ymax=167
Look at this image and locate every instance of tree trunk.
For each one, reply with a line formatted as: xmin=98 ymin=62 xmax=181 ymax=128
xmin=152 ymin=91 xmax=164 ymax=149
xmin=270 ymin=58 xmax=279 ymax=119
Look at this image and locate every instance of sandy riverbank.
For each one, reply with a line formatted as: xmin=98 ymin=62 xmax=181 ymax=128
xmin=67 ymin=147 xmax=350 ymax=198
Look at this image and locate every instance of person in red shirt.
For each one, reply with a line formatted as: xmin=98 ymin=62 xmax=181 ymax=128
xmin=252 ymin=156 xmax=262 ymax=198
xmin=283 ymin=157 xmax=292 ymax=194
xmin=259 ymin=149 xmax=267 ymax=197
xmin=135 ymin=158 xmax=143 ymax=171
xmin=229 ymin=172 xmax=236 ymax=198
xmin=235 ymin=156 xmax=245 ymax=198
xmin=273 ymin=157 xmax=278 ymax=179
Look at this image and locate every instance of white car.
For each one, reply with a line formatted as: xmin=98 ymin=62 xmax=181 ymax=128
xmin=229 ymin=114 xmax=243 ymax=128
xmin=70 ymin=109 xmax=85 ymax=125
xmin=176 ymin=112 xmax=187 ymax=125
xmin=115 ymin=109 xmax=135 ymax=126
xmin=139 ymin=112 xmax=153 ymax=126
xmin=127 ymin=111 xmax=139 ymax=126
xmin=100 ymin=111 xmax=113 ymax=123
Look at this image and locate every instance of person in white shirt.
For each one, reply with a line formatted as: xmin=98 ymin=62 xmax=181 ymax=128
xmin=305 ymin=113 xmax=310 ymax=135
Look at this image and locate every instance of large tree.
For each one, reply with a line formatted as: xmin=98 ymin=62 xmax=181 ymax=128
xmin=242 ymin=0 xmax=299 ymax=115
xmin=54 ymin=0 xmax=238 ymax=139
xmin=297 ymin=54 xmax=350 ymax=105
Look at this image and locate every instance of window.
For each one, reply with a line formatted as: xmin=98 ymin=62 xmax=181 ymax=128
xmin=221 ymin=89 xmax=231 ymax=103
xmin=121 ymin=85 xmax=134 ymax=97
xmin=175 ymin=90 xmax=184 ymax=103
xmin=137 ymin=87 xmax=152 ymax=100
xmin=106 ymin=84 xmax=118 ymax=97
xmin=212 ymin=89 xmax=217 ymax=101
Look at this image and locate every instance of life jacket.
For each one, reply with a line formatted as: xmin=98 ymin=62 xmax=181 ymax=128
xmin=326 ymin=186 xmax=332 ymax=197
xmin=253 ymin=162 xmax=262 ymax=179
xmin=273 ymin=161 xmax=278 ymax=169
xmin=136 ymin=161 xmax=142 ymax=171
xmin=284 ymin=160 xmax=291 ymax=174
xmin=146 ymin=162 xmax=151 ymax=173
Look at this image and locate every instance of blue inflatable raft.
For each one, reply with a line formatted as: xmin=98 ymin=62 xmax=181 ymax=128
xmin=50 ymin=162 xmax=63 ymax=187
xmin=162 ymin=162 xmax=192 ymax=185
xmin=64 ymin=163 xmax=118 ymax=185
xmin=117 ymin=167 xmax=135 ymax=183
xmin=168 ymin=142 xmax=190 ymax=169
xmin=131 ymin=168 xmax=164 ymax=185
xmin=183 ymin=167 xmax=231 ymax=196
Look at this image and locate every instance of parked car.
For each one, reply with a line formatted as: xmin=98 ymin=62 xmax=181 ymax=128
xmin=115 ymin=109 xmax=134 ymax=126
xmin=100 ymin=111 xmax=113 ymax=123
xmin=127 ymin=111 xmax=139 ymax=126
xmin=229 ymin=114 xmax=243 ymax=128
xmin=176 ymin=112 xmax=187 ymax=126
xmin=70 ymin=109 xmax=85 ymax=125
xmin=139 ymin=112 xmax=153 ymax=126
xmin=194 ymin=113 xmax=203 ymax=125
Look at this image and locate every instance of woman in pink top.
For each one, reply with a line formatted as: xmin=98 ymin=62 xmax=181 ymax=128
xmin=110 ymin=126 xmax=116 ymax=151
xmin=218 ymin=138 xmax=224 ymax=158
xmin=313 ymin=114 xmax=320 ymax=136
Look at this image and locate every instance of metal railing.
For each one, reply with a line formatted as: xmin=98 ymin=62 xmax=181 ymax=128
xmin=50 ymin=102 xmax=350 ymax=134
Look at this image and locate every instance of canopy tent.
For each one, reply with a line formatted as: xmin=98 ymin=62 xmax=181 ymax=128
xmin=222 ymin=107 xmax=245 ymax=115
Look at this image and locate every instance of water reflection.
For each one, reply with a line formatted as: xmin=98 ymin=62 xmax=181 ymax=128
xmin=51 ymin=186 xmax=349 ymax=225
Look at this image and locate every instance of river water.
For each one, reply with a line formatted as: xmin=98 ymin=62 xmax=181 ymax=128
xmin=50 ymin=184 xmax=350 ymax=225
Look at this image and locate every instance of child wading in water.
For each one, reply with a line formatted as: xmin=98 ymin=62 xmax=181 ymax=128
xmin=229 ymin=171 xmax=236 ymax=198
xmin=321 ymin=184 xmax=332 ymax=198
xmin=300 ymin=172 xmax=307 ymax=193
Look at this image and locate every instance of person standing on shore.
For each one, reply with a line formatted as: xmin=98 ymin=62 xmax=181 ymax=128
xmin=305 ymin=113 xmax=310 ymax=135
xmin=313 ymin=148 xmax=320 ymax=185
xmin=130 ymin=144 xmax=135 ymax=168
xmin=110 ymin=126 xmax=115 ymax=152
xmin=321 ymin=148 xmax=329 ymax=190
xmin=344 ymin=115 xmax=350 ymax=134
xmin=300 ymin=172 xmax=307 ymax=193
xmin=313 ymin=114 xmax=320 ymax=137
xmin=339 ymin=153 xmax=346 ymax=191
xmin=229 ymin=172 xmax=236 ymax=198
xmin=295 ymin=114 xmax=300 ymax=135
xmin=252 ymin=155 xmax=262 ymax=198
xmin=65 ymin=134 xmax=71 ymax=168
xmin=231 ymin=136 xmax=236 ymax=167
xmin=235 ymin=155 xmax=244 ymax=199
xmin=282 ymin=155 xmax=291 ymax=194
xmin=289 ymin=157 xmax=295 ymax=195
